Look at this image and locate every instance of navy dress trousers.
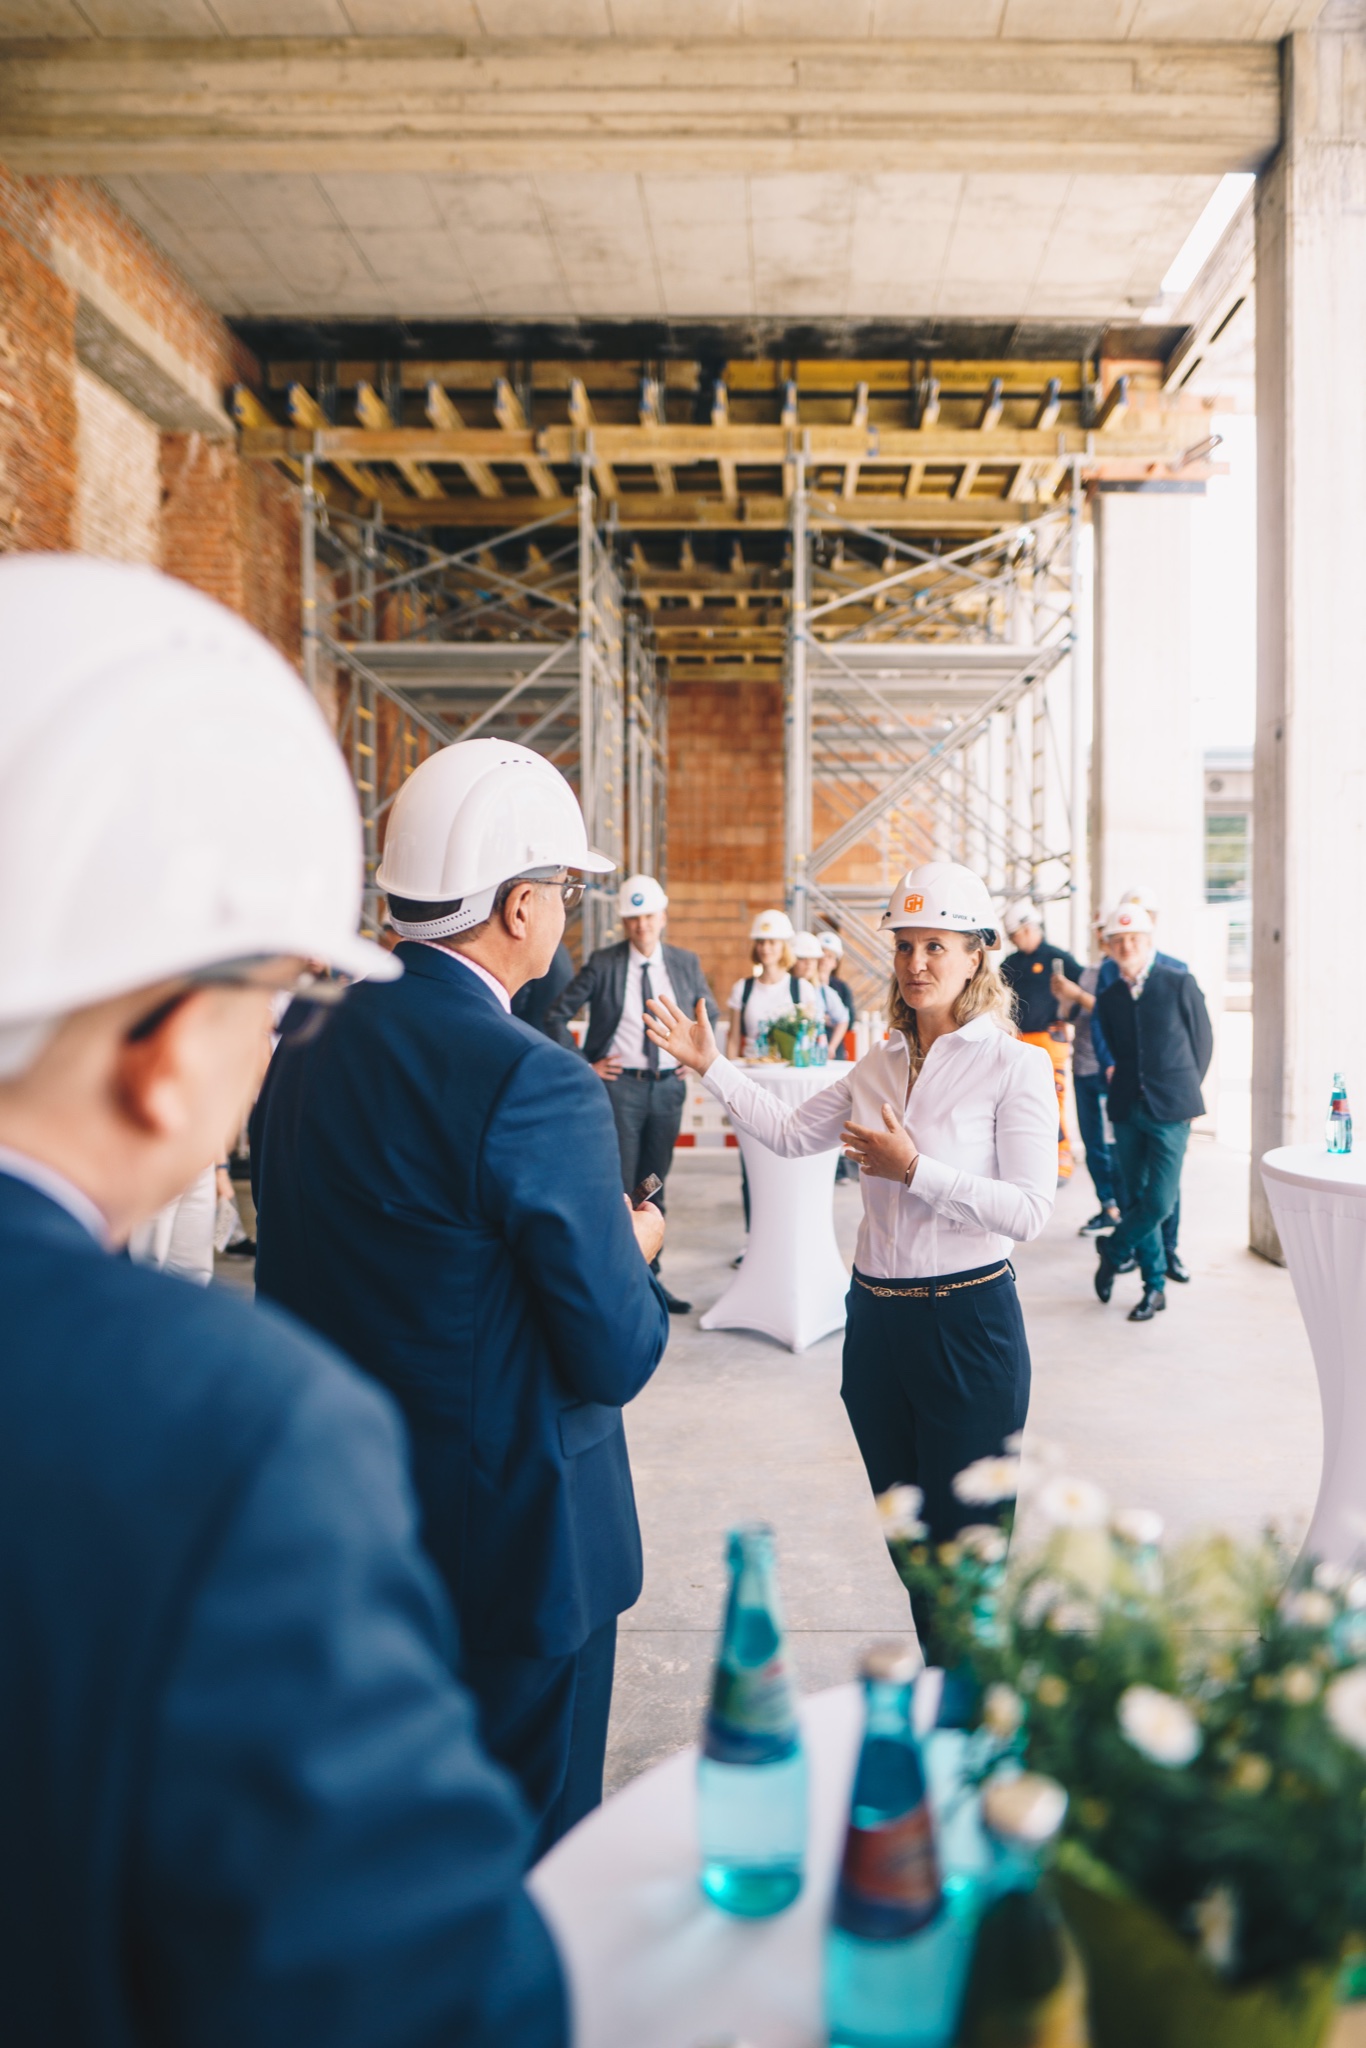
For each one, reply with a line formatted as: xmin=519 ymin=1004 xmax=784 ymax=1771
xmin=0 ymin=1169 xmax=564 ymax=2048
xmin=252 ymin=940 xmax=670 ymax=1852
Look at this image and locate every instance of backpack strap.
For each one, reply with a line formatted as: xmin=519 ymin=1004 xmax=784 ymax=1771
xmin=790 ymin=973 xmax=801 ymax=1004
xmin=741 ymin=976 xmax=756 ymax=1020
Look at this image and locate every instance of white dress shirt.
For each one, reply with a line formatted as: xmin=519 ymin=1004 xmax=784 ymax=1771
xmin=0 ymin=1144 xmax=110 ymax=1246
xmin=701 ymin=1014 xmax=1058 ymax=1278
xmin=611 ymin=946 xmax=679 ymax=1072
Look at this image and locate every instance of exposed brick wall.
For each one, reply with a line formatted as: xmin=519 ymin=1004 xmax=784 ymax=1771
xmin=0 ymin=161 xmax=298 ymax=665
xmin=664 ymin=678 xmax=786 ymax=1004
xmin=74 ymin=365 xmax=160 ymax=564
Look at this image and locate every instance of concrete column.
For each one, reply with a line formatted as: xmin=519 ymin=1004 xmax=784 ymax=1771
xmin=1090 ymin=485 xmax=1206 ymax=965
xmin=1251 ymin=3 xmax=1366 ymax=1259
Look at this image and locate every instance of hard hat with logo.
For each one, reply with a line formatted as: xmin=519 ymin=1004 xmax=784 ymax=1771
xmin=618 ymin=874 xmax=668 ymax=918
xmin=1118 ymin=885 xmax=1159 ymax=915
xmin=879 ymin=861 xmax=1000 ymax=948
xmin=1003 ymin=899 xmax=1043 ymax=938
xmin=377 ymin=737 xmax=613 ymax=939
xmin=1103 ymin=902 xmax=1154 ymax=938
xmin=819 ymin=932 xmax=844 ymax=958
xmin=791 ymin=930 xmax=823 ymax=958
xmin=0 ymin=555 xmax=399 ymax=1079
xmin=750 ymin=908 xmax=796 ymax=942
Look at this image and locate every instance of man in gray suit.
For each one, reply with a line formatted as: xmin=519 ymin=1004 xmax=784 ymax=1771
xmin=547 ymin=875 xmax=718 ymax=1314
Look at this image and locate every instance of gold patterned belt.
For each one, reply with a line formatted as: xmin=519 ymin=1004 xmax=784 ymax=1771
xmin=853 ymin=1262 xmax=1011 ymax=1301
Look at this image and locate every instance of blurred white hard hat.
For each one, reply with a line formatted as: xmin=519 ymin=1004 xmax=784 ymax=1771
xmin=1003 ymin=899 xmax=1042 ymax=938
xmin=819 ymin=932 xmax=844 ymax=957
xmin=377 ymin=737 xmax=613 ymax=938
xmin=618 ymin=873 xmax=668 ymax=918
xmin=750 ymin=909 xmax=795 ymax=942
xmin=880 ymin=862 xmax=1000 ymax=947
xmin=0 ymin=555 xmax=397 ymax=1078
xmin=1118 ymin=884 xmax=1159 ymax=914
xmin=1103 ymin=902 xmax=1154 ymax=937
xmin=791 ymin=930 xmax=823 ymax=957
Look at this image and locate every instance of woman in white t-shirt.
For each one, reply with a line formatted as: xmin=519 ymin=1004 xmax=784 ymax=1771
xmin=649 ymin=862 xmax=1057 ymax=1670
xmin=725 ymin=908 xmax=820 ymax=1057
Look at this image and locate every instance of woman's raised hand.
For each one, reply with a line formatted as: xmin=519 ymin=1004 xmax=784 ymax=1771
xmin=645 ymin=992 xmax=718 ymax=1075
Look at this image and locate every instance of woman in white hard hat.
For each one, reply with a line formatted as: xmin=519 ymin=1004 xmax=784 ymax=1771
xmin=816 ymin=932 xmax=857 ymax=1062
xmin=647 ymin=860 xmax=1058 ymax=1645
xmin=726 ymin=910 xmax=820 ymax=1058
xmin=792 ymin=931 xmax=849 ymax=1054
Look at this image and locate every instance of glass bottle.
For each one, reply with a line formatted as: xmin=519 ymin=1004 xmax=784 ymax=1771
xmin=827 ymin=1645 xmax=974 ymax=2048
xmin=698 ymin=1524 xmax=807 ymax=1917
xmin=1327 ymin=1073 xmax=1353 ymax=1155
xmin=957 ymin=1774 xmax=1088 ymax=2048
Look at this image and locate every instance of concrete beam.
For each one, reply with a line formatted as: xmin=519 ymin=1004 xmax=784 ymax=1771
xmin=49 ymin=239 xmax=232 ymax=439
xmin=330 ymin=491 xmax=1037 ymax=532
xmin=0 ymin=36 xmax=1281 ymax=177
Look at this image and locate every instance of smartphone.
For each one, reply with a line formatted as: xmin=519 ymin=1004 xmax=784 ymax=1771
xmin=631 ymin=1173 xmax=663 ymax=1208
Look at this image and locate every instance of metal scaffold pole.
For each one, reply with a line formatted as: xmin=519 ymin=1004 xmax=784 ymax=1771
xmin=300 ymin=454 xmax=318 ymax=703
xmin=1067 ymin=458 xmax=1090 ymax=958
xmin=785 ymin=441 xmax=811 ymax=932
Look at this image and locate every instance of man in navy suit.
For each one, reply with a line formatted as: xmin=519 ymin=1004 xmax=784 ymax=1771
xmin=545 ymin=871 xmax=719 ymax=1314
xmin=253 ymin=739 xmax=671 ymax=1856
xmin=0 ymin=558 xmax=564 ymax=2047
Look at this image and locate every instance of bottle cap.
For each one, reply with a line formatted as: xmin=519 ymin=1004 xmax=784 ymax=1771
xmin=858 ymin=1642 xmax=920 ymax=1686
xmin=981 ymin=1772 xmax=1068 ymax=1846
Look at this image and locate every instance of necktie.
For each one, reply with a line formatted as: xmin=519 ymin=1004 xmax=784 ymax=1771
xmin=641 ymin=960 xmax=659 ymax=1072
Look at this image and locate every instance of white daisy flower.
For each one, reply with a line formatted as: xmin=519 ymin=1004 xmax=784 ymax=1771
xmin=1019 ymin=1575 xmax=1066 ymax=1627
xmin=952 ymin=1456 xmax=1021 ymax=1506
xmin=1191 ymin=1885 xmax=1238 ymax=1975
xmin=1280 ymin=1588 xmax=1335 ymax=1631
xmin=981 ymin=1683 xmax=1024 ymax=1739
xmin=1037 ymin=1476 xmax=1109 ymax=1530
xmin=876 ymin=1485 xmax=927 ymax=1541
xmin=1313 ymin=1561 xmax=1349 ymax=1592
xmin=1325 ymin=1667 xmax=1366 ymax=1754
xmin=957 ymin=1524 xmax=1009 ymax=1566
xmin=1345 ymin=1575 xmax=1366 ymax=1612
xmin=1047 ymin=1599 xmax=1098 ymax=1636
xmin=1117 ymin=1685 xmax=1202 ymax=1768
xmin=1112 ymin=1508 xmax=1164 ymax=1548
xmin=1281 ymin=1664 xmax=1320 ymax=1705
xmin=981 ymin=1772 xmax=1067 ymax=1847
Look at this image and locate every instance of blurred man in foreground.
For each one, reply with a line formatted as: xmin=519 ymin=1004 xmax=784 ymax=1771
xmin=0 ymin=558 xmax=564 ymax=2048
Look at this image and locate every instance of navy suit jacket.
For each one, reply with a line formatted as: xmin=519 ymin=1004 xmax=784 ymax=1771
xmin=0 ymin=1171 xmax=563 ymax=2048
xmin=545 ymin=938 xmax=719 ymax=1065
xmin=252 ymin=941 xmax=670 ymax=1659
xmin=1095 ymin=964 xmax=1213 ymax=1126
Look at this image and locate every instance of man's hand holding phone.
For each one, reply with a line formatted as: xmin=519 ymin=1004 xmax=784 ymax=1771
xmin=626 ymin=1173 xmax=665 ymax=1264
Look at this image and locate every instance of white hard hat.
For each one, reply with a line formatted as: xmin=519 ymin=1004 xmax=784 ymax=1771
xmin=618 ymin=874 xmax=668 ymax=918
xmin=0 ymin=555 xmax=397 ymax=1078
xmin=880 ymin=862 xmax=1000 ymax=947
xmin=819 ymin=932 xmax=844 ymax=958
xmin=750 ymin=909 xmax=795 ymax=942
xmin=1118 ymin=885 xmax=1159 ymax=914
xmin=376 ymin=738 xmax=613 ymax=939
xmin=1103 ymin=902 xmax=1154 ymax=937
xmin=791 ymin=931 xmax=823 ymax=958
xmin=1003 ymin=899 xmax=1042 ymax=938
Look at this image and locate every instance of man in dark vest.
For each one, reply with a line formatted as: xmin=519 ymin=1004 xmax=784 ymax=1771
xmin=1093 ymin=902 xmax=1213 ymax=1324
xmin=253 ymin=740 xmax=670 ymax=1857
xmin=546 ymin=873 xmax=718 ymax=1315
xmin=0 ymin=558 xmax=564 ymax=2047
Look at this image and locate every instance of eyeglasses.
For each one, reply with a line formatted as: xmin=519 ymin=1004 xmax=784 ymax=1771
xmin=510 ymin=869 xmax=584 ymax=911
xmin=125 ymin=958 xmax=350 ymax=1045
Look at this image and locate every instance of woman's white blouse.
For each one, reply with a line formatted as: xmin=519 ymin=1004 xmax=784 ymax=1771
xmin=700 ymin=1014 xmax=1058 ymax=1279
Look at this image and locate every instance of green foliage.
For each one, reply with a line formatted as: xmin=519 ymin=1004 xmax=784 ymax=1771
xmin=885 ymin=1509 xmax=1366 ymax=1986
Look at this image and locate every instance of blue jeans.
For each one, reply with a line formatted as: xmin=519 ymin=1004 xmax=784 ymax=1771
xmin=1109 ymin=1108 xmax=1190 ymax=1290
xmin=1073 ymin=1071 xmax=1116 ymax=1209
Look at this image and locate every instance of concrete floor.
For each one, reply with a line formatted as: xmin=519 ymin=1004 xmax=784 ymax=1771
xmin=607 ymin=1132 xmax=1322 ymax=1794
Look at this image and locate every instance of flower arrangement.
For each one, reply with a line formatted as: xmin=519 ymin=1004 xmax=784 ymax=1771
xmin=879 ymin=1451 xmax=1366 ymax=2005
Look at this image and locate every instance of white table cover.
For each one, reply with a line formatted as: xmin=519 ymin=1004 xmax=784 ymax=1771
xmin=530 ymin=1684 xmax=983 ymax=2048
xmin=1261 ymin=1144 xmax=1366 ymax=1565
xmin=699 ymin=1062 xmax=850 ymax=1354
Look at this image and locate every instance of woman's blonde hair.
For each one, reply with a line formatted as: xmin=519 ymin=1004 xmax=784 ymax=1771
xmin=752 ymin=938 xmax=797 ymax=972
xmin=887 ymin=932 xmax=1017 ymax=1084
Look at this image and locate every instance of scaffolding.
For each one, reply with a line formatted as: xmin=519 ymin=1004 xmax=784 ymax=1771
xmin=300 ymin=456 xmax=666 ymax=951
xmin=784 ymin=449 xmax=1087 ymax=1003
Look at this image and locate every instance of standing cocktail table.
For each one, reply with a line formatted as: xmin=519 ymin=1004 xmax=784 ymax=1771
xmin=700 ymin=1062 xmax=850 ymax=1354
xmin=1261 ymin=1145 xmax=1366 ymax=1566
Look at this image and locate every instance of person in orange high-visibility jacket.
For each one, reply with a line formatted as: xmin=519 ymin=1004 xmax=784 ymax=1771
xmin=998 ymin=902 xmax=1085 ymax=1184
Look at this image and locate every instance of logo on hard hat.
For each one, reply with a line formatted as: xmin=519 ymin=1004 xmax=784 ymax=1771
xmin=630 ymin=891 xmax=645 ymax=907
xmin=903 ymin=893 xmax=924 ymax=913
xmin=1118 ymin=912 xmax=1134 ymax=927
